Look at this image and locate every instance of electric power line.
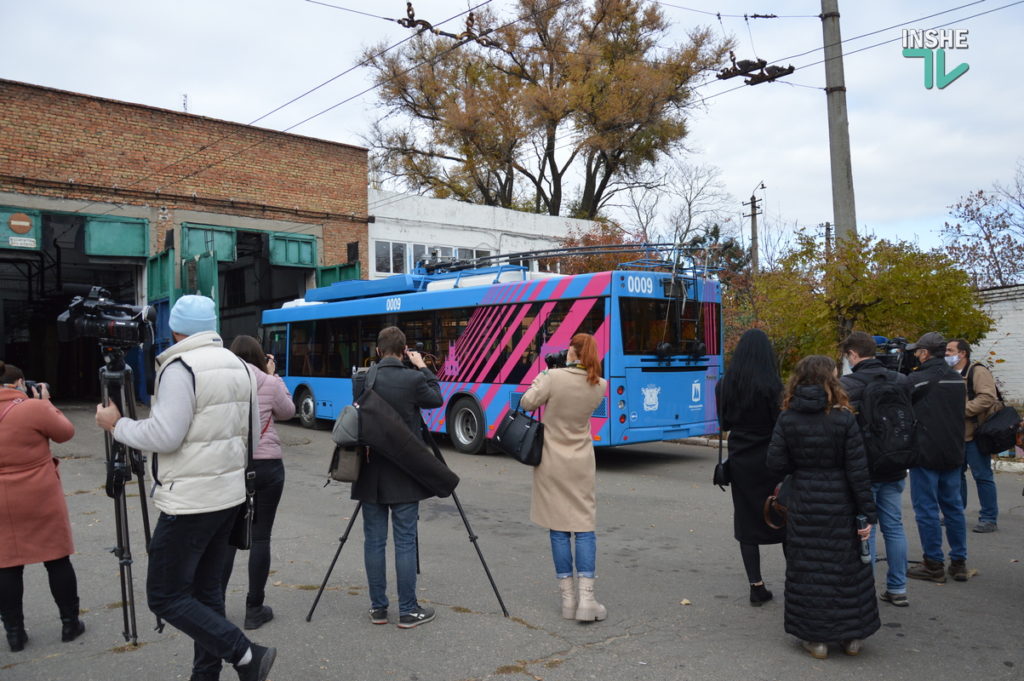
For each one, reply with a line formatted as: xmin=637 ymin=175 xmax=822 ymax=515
xmin=76 ymin=0 xmax=494 ymax=217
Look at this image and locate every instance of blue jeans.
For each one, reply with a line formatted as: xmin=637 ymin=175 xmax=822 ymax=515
xmin=223 ymin=459 xmax=286 ymax=607
xmin=362 ymin=501 xmax=420 ymax=614
xmin=146 ymin=506 xmax=251 ymax=678
xmin=868 ymin=480 xmax=908 ymax=594
xmin=960 ymin=440 xmax=998 ymax=524
xmin=549 ymin=531 xmax=596 ymax=579
xmin=909 ymin=467 xmax=967 ymax=562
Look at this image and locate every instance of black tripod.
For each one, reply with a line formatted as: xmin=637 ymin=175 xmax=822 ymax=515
xmin=99 ymin=344 xmax=162 ymax=644
xmin=306 ymin=423 xmax=509 ymax=621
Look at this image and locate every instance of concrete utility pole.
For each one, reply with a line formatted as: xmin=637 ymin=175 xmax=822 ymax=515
xmin=820 ymin=0 xmax=857 ymax=241
xmin=743 ymin=182 xmax=765 ymax=274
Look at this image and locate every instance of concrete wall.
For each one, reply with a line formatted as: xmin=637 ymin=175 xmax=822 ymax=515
xmin=975 ymin=284 xmax=1024 ymax=401
xmin=0 ymin=79 xmax=369 ymax=270
xmin=367 ymin=188 xmax=597 ymax=278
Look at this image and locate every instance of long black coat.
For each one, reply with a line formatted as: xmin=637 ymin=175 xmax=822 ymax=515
xmin=716 ymin=382 xmax=785 ymax=545
xmin=350 ymin=357 xmax=445 ymax=505
xmin=766 ymin=385 xmax=880 ymax=644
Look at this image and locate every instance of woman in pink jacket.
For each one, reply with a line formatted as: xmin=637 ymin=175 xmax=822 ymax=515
xmin=0 ymin=361 xmax=83 ymax=652
xmin=224 ymin=336 xmax=295 ymax=630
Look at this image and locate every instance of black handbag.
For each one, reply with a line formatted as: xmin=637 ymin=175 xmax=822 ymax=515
xmin=229 ymin=367 xmax=257 ymax=551
xmin=713 ymin=401 xmax=730 ymax=490
xmin=975 ymin=404 xmax=1022 ymax=455
xmin=493 ymin=407 xmax=544 ymax=466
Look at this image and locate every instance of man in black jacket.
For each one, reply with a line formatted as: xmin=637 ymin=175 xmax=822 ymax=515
xmin=904 ymin=332 xmax=970 ymax=583
xmin=840 ymin=331 xmax=911 ymax=607
xmin=352 ymin=326 xmax=444 ymax=629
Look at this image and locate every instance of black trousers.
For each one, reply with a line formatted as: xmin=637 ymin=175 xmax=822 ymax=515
xmin=0 ymin=555 xmax=78 ymax=623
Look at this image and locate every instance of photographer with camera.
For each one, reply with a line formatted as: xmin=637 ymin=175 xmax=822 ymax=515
xmin=94 ymin=296 xmax=275 ymax=681
xmin=352 ymin=326 xmax=444 ymax=629
xmin=0 ymin=361 xmax=84 ymax=652
xmin=223 ymin=336 xmax=295 ymax=631
xmin=520 ymin=333 xmax=608 ymax=622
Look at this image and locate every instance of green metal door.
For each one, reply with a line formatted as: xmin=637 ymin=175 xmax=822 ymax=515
xmin=181 ymin=251 xmax=220 ymax=330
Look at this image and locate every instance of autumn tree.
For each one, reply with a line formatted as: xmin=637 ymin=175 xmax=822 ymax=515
xmin=751 ymin=233 xmax=991 ymax=372
xmin=943 ymin=161 xmax=1024 ymax=288
xmin=364 ymin=0 xmax=732 ymax=218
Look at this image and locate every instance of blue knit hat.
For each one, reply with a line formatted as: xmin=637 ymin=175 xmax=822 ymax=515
xmin=169 ymin=295 xmax=217 ymax=336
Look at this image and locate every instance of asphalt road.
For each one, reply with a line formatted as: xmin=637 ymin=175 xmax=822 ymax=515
xmin=2 ymin=402 xmax=1023 ymax=681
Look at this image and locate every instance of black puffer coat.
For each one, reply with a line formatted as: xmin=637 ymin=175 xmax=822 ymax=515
xmin=766 ymin=385 xmax=880 ymax=644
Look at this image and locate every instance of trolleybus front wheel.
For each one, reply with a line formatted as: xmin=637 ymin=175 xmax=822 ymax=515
xmin=296 ymin=388 xmax=318 ymax=429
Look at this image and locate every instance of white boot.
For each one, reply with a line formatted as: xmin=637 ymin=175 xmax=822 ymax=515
xmin=558 ymin=577 xmax=577 ymax=619
xmin=575 ymin=577 xmax=607 ymax=621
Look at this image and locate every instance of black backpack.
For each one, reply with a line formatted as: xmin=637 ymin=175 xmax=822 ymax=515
xmin=854 ymin=372 xmax=916 ymax=476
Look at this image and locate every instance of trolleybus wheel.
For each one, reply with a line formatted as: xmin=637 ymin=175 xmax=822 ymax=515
xmin=296 ymin=388 xmax=318 ymax=429
xmin=448 ymin=397 xmax=485 ymax=454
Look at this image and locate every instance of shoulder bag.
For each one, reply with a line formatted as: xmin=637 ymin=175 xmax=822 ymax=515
xmin=493 ymin=407 xmax=544 ymax=466
xmin=229 ymin=369 xmax=257 ymax=550
xmin=713 ymin=399 xmax=730 ymax=489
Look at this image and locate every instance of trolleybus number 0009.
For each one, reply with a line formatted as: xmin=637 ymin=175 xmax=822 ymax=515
xmin=385 ymin=297 xmax=402 ymax=312
xmin=625 ymin=275 xmax=654 ymax=295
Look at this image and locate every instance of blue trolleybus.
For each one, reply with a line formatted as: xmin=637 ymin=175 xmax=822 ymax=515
xmin=260 ymin=253 xmax=722 ymax=453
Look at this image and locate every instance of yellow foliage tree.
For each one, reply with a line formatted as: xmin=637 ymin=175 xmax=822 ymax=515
xmin=749 ymin=234 xmax=992 ymax=372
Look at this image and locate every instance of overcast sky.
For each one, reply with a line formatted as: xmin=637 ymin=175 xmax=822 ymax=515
xmin=2 ymin=0 xmax=1021 ymax=252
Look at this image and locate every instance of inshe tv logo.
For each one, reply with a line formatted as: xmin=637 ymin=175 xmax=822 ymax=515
xmin=902 ymin=29 xmax=969 ymax=89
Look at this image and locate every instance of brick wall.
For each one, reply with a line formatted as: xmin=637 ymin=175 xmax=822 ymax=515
xmin=0 ymin=79 xmax=368 ymax=269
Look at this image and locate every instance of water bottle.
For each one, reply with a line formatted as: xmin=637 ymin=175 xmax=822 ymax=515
xmin=856 ymin=514 xmax=871 ymax=564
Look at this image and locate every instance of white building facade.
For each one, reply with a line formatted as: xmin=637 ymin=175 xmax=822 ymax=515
xmin=367 ymin=188 xmax=597 ymax=278
xmin=974 ymin=284 xmax=1024 ymax=402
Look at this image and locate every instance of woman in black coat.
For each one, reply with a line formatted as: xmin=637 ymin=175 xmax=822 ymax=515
xmin=767 ymin=355 xmax=879 ymax=659
xmin=715 ymin=329 xmax=786 ymax=605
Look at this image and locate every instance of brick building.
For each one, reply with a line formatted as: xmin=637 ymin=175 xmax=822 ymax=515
xmin=0 ymin=79 xmax=368 ymax=397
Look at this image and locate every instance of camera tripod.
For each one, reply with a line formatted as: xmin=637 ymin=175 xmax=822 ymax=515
xmin=99 ymin=344 xmax=162 ymax=644
xmin=306 ymin=422 xmax=509 ymax=621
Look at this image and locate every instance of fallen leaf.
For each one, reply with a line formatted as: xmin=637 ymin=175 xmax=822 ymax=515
xmin=680 ymin=599 xmax=692 ymax=606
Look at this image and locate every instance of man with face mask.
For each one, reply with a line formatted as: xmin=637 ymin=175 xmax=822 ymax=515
xmin=904 ymin=332 xmax=970 ymax=584
xmin=946 ymin=339 xmax=1000 ymax=533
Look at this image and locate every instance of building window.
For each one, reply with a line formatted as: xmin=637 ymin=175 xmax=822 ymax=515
xmin=375 ymin=240 xmax=407 ymax=274
xmin=456 ymin=248 xmax=491 ymax=262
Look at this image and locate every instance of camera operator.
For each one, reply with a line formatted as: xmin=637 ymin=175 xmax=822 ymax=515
xmin=0 ymin=361 xmax=84 ymax=652
xmin=94 ymin=296 xmax=275 ymax=681
xmin=352 ymin=326 xmax=443 ymax=629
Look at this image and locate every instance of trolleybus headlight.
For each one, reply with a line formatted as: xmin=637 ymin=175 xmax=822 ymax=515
xmin=617 ymin=400 xmax=625 ymax=409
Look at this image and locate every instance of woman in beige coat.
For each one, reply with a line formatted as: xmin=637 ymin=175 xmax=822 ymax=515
xmin=520 ymin=333 xmax=608 ymax=622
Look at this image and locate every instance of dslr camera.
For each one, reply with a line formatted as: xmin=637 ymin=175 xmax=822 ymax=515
xmin=544 ymin=349 xmax=568 ymax=369
xmin=57 ymin=286 xmax=155 ymax=347
xmin=23 ymin=380 xmax=50 ymax=399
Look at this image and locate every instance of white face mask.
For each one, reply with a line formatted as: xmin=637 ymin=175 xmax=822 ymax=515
xmin=945 ymin=355 xmax=960 ymax=367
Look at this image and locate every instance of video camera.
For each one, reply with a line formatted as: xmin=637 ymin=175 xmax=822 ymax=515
xmin=876 ymin=336 xmax=918 ymax=375
xmin=57 ymin=285 xmax=155 ymax=347
xmin=23 ymin=380 xmax=50 ymax=399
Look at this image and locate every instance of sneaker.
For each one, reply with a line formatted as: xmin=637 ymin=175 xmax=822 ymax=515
xmin=397 ymin=605 xmax=435 ymax=629
xmin=907 ymin=558 xmax=946 ymax=583
xmin=368 ymin=607 xmax=388 ymax=625
xmin=243 ymin=605 xmax=274 ymax=630
xmin=879 ymin=591 xmax=909 ymax=607
xmin=233 ymin=644 xmax=276 ymax=681
xmin=972 ymin=522 xmax=997 ymax=533
xmin=948 ymin=559 xmax=971 ymax=582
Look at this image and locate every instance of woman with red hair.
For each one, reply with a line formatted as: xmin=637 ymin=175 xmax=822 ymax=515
xmin=521 ymin=333 xmax=608 ymax=622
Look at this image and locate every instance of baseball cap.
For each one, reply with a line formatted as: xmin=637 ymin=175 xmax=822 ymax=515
xmin=905 ymin=331 xmax=946 ymax=351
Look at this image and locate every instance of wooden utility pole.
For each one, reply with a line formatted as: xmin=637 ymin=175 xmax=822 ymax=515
xmin=820 ymin=0 xmax=857 ymax=241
